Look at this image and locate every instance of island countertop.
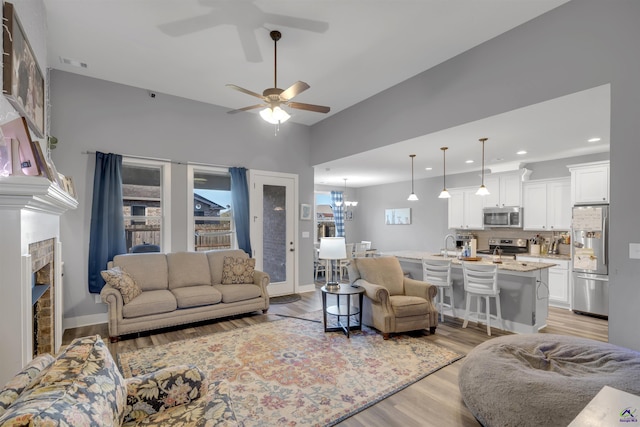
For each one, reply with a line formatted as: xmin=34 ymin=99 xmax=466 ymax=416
xmin=379 ymin=250 xmax=556 ymax=273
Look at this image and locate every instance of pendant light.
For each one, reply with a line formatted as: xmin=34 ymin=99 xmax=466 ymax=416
xmin=476 ymin=137 xmax=490 ymax=196
xmin=438 ymin=147 xmax=451 ymax=199
xmin=407 ymin=154 xmax=419 ymax=201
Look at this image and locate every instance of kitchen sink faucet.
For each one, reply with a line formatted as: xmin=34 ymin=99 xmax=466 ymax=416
xmin=443 ymin=234 xmax=456 ymax=258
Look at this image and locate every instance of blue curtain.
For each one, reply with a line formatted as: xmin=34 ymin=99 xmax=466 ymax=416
xmin=229 ymin=167 xmax=252 ymax=255
xmin=331 ymin=191 xmax=345 ymax=237
xmin=88 ymin=152 xmax=126 ymax=293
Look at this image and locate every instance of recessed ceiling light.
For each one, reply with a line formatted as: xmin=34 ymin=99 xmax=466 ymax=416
xmin=588 ymin=137 xmax=601 ymax=143
xmin=465 ymin=160 xmax=474 ymax=164
xmin=425 ymin=167 xmax=433 ymax=171
xmin=517 ymin=150 xmax=527 ymax=155
xmin=59 ymin=56 xmax=88 ymax=68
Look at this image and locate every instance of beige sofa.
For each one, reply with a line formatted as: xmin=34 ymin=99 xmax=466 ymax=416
xmin=101 ymin=249 xmax=270 ymax=342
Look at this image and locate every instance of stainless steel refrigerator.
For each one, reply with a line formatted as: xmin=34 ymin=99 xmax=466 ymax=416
xmin=571 ymin=205 xmax=609 ymax=318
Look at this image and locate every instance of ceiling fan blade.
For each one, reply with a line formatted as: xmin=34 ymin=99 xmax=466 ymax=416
xmin=228 ymin=104 xmax=267 ymax=114
xmin=280 ymin=81 xmax=310 ymax=101
xmin=226 ymin=84 xmax=265 ymax=100
xmin=158 ymin=13 xmax=223 ymax=37
xmin=263 ymin=13 xmax=329 ymax=33
xmin=287 ymin=102 xmax=330 ymax=114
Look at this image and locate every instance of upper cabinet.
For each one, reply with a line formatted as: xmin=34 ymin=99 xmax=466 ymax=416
xmin=523 ymin=178 xmax=571 ymax=231
xmin=568 ymin=161 xmax=609 ymax=205
xmin=482 ymin=169 xmax=531 ymax=208
xmin=448 ymin=187 xmax=484 ymax=230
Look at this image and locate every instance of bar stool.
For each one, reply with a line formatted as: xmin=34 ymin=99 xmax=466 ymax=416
xmin=422 ymin=258 xmax=454 ymax=322
xmin=462 ymin=262 xmax=503 ymax=336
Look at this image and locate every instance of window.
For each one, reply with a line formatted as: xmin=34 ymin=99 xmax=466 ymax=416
xmin=188 ymin=165 xmax=234 ymax=251
xmin=122 ymin=158 xmax=171 ymax=253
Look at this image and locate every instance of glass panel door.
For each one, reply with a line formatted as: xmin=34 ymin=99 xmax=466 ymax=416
xmin=250 ymin=171 xmax=296 ymax=296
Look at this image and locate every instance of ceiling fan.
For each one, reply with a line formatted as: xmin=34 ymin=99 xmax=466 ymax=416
xmin=226 ymin=30 xmax=330 ymax=124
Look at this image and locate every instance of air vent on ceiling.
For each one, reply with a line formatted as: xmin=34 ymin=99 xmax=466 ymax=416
xmin=59 ymin=56 xmax=88 ymax=68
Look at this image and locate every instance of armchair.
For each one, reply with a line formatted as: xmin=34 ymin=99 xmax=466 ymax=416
xmin=347 ymin=256 xmax=438 ymax=339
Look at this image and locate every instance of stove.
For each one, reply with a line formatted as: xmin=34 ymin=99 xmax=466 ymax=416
xmin=476 ymin=238 xmax=529 ymax=255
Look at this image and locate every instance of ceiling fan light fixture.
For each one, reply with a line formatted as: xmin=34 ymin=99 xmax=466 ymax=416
xmin=260 ymin=106 xmax=290 ymax=124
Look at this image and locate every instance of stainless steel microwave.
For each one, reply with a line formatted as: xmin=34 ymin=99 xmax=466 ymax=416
xmin=483 ymin=207 xmax=523 ymax=228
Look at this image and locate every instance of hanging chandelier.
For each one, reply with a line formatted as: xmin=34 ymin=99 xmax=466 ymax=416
xmin=343 ymin=178 xmax=358 ymax=207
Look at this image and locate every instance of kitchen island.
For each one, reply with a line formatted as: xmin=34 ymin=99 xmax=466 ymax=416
xmin=381 ymin=251 xmax=556 ymax=334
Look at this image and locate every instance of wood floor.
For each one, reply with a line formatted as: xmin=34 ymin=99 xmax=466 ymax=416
xmin=63 ymin=287 xmax=608 ymax=427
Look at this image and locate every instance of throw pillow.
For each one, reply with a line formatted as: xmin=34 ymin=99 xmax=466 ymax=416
xmin=101 ymin=266 xmax=142 ymax=304
xmin=221 ymin=257 xmax=256 ymax=284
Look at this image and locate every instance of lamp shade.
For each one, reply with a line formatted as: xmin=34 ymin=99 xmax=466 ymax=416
xmin=319 ymin=237 xmax=347 ymax=260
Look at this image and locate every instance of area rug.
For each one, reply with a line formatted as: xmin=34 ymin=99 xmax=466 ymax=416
xmin=118 ymin=317 xmax=463 ymax=426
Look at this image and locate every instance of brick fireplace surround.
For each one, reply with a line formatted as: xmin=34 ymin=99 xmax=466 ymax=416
xmin=0 ymin=175 xmax=77 ymax=385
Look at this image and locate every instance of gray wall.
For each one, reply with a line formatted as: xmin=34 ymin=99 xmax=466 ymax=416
xmin=309 ymin=1 xmax=640 ymax=350
xmin=50 ymin=70 xmax=316 ymax=322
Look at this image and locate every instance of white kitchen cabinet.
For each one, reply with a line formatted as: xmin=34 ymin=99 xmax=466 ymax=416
xmin=568 ymin=161 xmax=609 ymax=205
xmin=448 ymin=187 xmax=484 ymax=230
xmin=523 ymin=178 xmax=571 ymax=231
xmin=483 ymin=169 xmax=530 ymax=208
xmin=517 ymin=256 xmax=571 ymax=308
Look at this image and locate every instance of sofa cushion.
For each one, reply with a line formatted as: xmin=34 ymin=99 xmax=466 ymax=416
xmin=389 ymin=295 xmax=430 ymax=317
xmin=113 ymin=253 xmax=169 ymax=291
xmin=171 ymin=285 xmax=223 ymax=309
xmin=214 ymin=284 xmax=262 ymax=303
xmin=0 ymin=353 xmax=55 ymax=417
xmin=122 ymin=289 xmax=177 ymax=319
xmin=221 ymin=257 xmax=256 ymax=284
xmin=206 ymin=250 xmax=248 ymax=285
xmin=101 ymin=266 xmax=142 ymax=304
xmin=167 ymin=252 xmax=212 ymax=289
xmin=123 ymin=365 xmax=207 ymax=424
xmin=0 ymin=335 xmax=126 ymax=426
xmin=355 ymin=256 xmax=405 ymax=295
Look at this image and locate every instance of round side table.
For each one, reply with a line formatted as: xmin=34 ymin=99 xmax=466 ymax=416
xmin=321 ymin=283 xmax=365 ymax=338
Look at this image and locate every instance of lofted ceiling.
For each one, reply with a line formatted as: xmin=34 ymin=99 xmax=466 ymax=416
xmin=42 ymin=0 xmax=608 ymax=188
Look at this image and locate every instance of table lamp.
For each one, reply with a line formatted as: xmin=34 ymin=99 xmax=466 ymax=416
xmin=319 ymin=237 xmax=347 ymax=290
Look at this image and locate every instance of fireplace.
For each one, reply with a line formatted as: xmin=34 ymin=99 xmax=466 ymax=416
xmin=0 ymin=175 xmax=77 ymax=385
xmin=30 ymin=238 xmax=56 ymax=356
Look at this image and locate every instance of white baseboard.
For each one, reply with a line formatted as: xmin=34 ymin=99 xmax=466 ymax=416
xmin=63 ymin=312 xmax=108 ymax=331
xmin=297 ymin=283 xmax=316 ymax=293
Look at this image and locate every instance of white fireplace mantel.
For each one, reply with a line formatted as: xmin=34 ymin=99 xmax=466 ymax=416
xmin=0 ymin=175 xmax=78 ymax=213
xmin=0 ymin=175 xmax=77 ymax=384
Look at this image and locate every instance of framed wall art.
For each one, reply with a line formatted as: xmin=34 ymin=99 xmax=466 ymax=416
xmin=385 ymin=208 xmax=411 ymax=225
xmin=3 ymin=2 xmax=45 ymax=138
xmin=300 ymin=203 xmax=312 ymax=220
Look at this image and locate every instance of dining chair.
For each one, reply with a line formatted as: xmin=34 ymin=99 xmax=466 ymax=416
xmin=422 ymin=258 xmax=454 ymax=322
xmin=461 ymin=262 xmax=503 ymax=336
xmin=354 ymin=242 xmax=368 ymax=258
xmin=314 ymin=247 xmax=327 ymax=281
xmin=339 ymin=243 xmax=354 ymax=281
xmin=361 ymin=240 xmax=372 ymax=250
